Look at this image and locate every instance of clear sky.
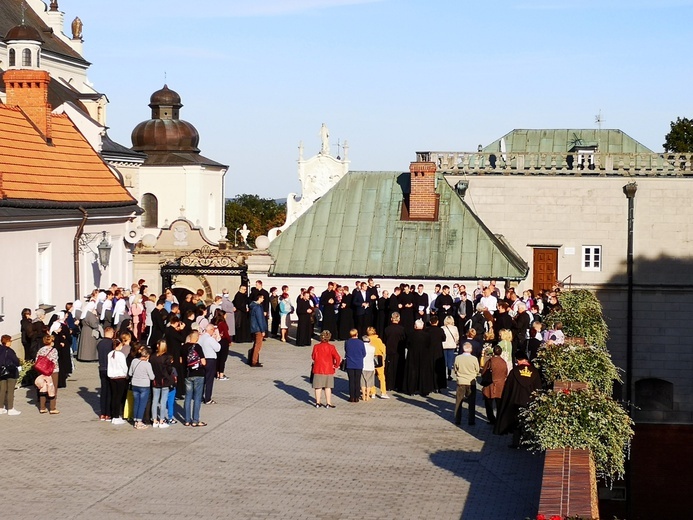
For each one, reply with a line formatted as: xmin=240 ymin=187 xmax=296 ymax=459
xmin=59 ymin=0 xmax=692 ymax=199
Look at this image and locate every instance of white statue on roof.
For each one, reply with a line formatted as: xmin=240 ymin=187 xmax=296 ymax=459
xmin=268 ymin=124 xmax=349 ymax=242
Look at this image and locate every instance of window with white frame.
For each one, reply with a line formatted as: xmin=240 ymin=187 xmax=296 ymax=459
xmin=37 ymin=242 xmax=52 ymax=305
xmin=582 ymin=245 xmax=602 ymax=272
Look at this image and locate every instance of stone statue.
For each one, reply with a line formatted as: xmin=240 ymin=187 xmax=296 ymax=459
xmin=319 ymin=123 xmax=329 ymax=155
xmin=71 ymin=17 xmax=83 ymax=40
xmin=240 ymin=224 xmax=250 ymax=245
xmin=50 ymin=1 xmax=59 ymax=12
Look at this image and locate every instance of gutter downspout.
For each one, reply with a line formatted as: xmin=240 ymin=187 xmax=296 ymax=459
xmin=74 ymin=207 xmax=88 ymax=300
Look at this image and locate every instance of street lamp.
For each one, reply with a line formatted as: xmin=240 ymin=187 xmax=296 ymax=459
xmin=97 ymin=231 xmax=112 ymax=269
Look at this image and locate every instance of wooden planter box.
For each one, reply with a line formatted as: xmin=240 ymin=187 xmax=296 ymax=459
xmin=538 ymin=447 xmax=599 ymax=519
xmin=554 ymin=380 xmax=589 ymax=392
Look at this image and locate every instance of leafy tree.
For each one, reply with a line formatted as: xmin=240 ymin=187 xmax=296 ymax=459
xmin=663 ymin=117 xmax=693 ymax=152
xmin=225 ymin=194 xmax=286 ymax=246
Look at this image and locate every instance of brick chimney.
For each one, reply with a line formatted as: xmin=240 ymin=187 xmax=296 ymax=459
xmin=408 ymin=161 xmax=439 ymax=221
xmin=4 ymin=69 xmax=52 ymax=141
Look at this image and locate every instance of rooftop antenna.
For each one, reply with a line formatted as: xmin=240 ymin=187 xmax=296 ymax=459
xmin=21 ymin=1 xmax=26 ymax=24
xmin=595 ymin=110 xmax=604 ymax=130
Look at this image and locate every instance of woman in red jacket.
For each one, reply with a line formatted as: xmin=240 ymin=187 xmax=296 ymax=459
xmin=311 ymin=330 xmax=341 ymax=408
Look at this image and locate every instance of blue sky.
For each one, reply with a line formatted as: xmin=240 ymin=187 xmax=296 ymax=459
xmin=60 ymin=0 xmax=693 ymax=198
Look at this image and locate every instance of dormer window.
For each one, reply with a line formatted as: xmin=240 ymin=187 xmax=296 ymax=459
xmin=22 ymin=48 xmax=31 ymax=67
xmin=8 ymin=48 xmax=15 ymax=67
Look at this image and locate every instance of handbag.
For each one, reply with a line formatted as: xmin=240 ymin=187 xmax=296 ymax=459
xmin=480 ymin=365 xmax=493 ymax=387
xmin=339 ymin=358 xmax=347 ymax=372
xmin=309 ymin=363 xmax=314 ymax=384
xmin=0 ymin=349 xmax=19 ymax=380
xmin=374 ymin=355 xmax=384 ymax=368
xmin=34 ymin=348 xmax=55 ymax=376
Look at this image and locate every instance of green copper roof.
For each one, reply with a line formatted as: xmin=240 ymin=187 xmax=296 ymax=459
xmin=484 ymin=129 xmax=654 ymax=154
xmin=268 ymin=171 xmax=528 ymax=280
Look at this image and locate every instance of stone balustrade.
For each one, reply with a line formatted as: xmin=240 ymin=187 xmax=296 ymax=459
xmin=415 ymin=150 xmax=693 ymax=176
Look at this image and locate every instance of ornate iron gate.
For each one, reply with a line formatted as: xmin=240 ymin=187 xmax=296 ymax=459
xmin=160 ymin=246 xmax=248 ymax=289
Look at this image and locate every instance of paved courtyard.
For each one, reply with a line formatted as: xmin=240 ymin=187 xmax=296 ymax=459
xmin=3 ymin=337 xmax=542 ymax=520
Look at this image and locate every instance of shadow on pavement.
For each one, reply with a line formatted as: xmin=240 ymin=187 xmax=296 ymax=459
xmin=77 ymin=386 xmax=100 ymax=416
xmin=430 ymin=447 xmax=542 ymax=520
xmin=274 ymin=379 xmax=312 ymax=406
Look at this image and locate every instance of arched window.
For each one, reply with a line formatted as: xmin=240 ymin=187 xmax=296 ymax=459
xmin=8 ymin=48 xmax=15 ymax=67
xmin=141 ymin=193 xmax=159 ymax=228
xmin=22 ymin=48 xmax=31 ymax=67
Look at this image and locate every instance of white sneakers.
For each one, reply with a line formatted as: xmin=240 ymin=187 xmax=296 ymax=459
xmin=111 ymin=417 xmax=126 ymax=425
xmin=7 ymin=408 xmax=21 ymax=415
xmin=158 ymin=422 xmax=170 ymax=429
xmin=0 ymin=408 xmax=7 ymax=414
xmin=380 ymin=394 xmax=390 ymax=399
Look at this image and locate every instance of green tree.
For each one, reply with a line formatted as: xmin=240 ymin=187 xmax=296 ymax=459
xmin=225 ymin=194 xmax=286 ymax=246
xmin=663 ymin=117 xmax=693 ymax=152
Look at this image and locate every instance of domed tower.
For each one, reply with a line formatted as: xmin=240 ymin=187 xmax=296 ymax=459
xmin=130 ymin=85 xmax=228 ymax=243
xmin=3 ymin=24 xmax=43 ymax=70
xmin=131 ymin=84 xmax=201 ymax=153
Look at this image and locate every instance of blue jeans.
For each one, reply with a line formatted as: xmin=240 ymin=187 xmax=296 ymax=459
xmin=152 ymin=386 xmax=169 ymax=421
xmin=444 ymin=349 xmax=457 ymax=373
xmin=167 ymin=387 xmax=176 ymax=420
xmin=132 ymin=385 xmax=150 ymax=422
xmin=184 ymin=376 xmax=204 ymax=424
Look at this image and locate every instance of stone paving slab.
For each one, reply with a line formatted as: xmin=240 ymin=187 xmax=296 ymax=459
xmin=1 ymin=337 xmax=542 ymax=519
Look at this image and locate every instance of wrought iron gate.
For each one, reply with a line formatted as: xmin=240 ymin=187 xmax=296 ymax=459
xmin=160 ymin=246 xmax=248 ymax=289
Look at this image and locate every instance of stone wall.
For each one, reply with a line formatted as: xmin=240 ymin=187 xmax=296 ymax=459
xmin=445 ymin=174 xmax=693 ymax=422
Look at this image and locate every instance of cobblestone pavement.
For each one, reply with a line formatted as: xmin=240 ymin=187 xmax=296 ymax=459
xmin=2 ymin=337 xmax=542 ymax=520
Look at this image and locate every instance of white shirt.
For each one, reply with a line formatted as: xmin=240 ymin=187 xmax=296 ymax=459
xmin=480 ymin=295 xmax=498 ymax=313
xmin=198 ymin=333 xmax=221 ymax=359
xmin=362 ymin=343 xmax=376 ymax=371
xmin=100 ymin=298 xmax=113 ymax=321
xmin=112 ymin=298 xmax=127 ymax=325
xmin=107 ymin=350 xmax=128 ymax=378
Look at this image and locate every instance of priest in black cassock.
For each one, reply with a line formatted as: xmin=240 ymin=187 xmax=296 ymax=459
xmin=398 ymin=284 xmax=416 ymax=335
xmin=383 ymin=312 xmax=407 ymax=392
xmin=295 ymin=291 xmax=314 ymax=346
xmin=376 ymin=290 xmax=389 ymax=337
xmin=414 ymin=284 xmax=429 ymax=324
xmin=434 ymin=285 xmax=455 ymax=324
xmin=232 ymin=285 xmax=252 ymax=343
xmin=319 ymin=282 xmax=338 ymax=338
xmin=403 ymin=319 xmax=435 ymax=397
xmin=337 ymin=286 xmax=354 ymax=340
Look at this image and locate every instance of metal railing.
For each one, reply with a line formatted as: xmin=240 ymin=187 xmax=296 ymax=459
xmin=416 ymin=151 xmax=693 ymax=176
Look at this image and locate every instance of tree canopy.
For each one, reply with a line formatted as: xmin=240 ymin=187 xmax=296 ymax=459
xmin=663 ymin=117 xmax=693 ymax=153
xmin=225 ymin=194 xmax=286 ymax=247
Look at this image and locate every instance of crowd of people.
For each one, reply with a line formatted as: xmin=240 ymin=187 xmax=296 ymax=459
xmin=301 ymin=278 xmax=563 ymax=449
xmin=1 ymin=276 xmax=563 ymax=446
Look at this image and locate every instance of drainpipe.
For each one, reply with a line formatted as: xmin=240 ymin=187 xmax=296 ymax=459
xmin=622 ymin=181 xmax=637 ymax=520
xmin=74 ymin=207 xmax=88 ymax=300
xmin=623 ymin=182 xmax=637 ymax=407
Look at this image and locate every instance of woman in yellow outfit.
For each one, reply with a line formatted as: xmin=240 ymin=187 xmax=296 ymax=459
xmin=367 ymin=327 xmax=389 ymax=399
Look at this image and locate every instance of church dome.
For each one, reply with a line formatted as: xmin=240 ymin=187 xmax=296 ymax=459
xmin=131 ymin=85 xmax=200 ymax=152
xmin=149 ymin=84 xmax=181 ymax=107
xmin=4 ymin=24 xmax=43 ymax=43
xmin=131 ymin=119 xmax=200 ymax=152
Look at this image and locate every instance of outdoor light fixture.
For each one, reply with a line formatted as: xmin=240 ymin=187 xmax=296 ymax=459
xmin=96 ymin=231 xmax=112 ymax=269
xmin=455 ymin=180 xmax=469 ymax=199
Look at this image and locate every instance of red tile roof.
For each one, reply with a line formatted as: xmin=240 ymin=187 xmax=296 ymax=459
xmin=0 ymin=105 xmax=136 ymax=206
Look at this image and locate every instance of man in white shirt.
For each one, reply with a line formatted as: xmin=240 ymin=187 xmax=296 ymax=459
xmin=198 ymin=324 xmax=221 ymax=405
xmin=480 ymin=287 xmax=498 ymax=314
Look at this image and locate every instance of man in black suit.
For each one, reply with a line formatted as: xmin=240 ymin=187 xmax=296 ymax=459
xmin=352 ymin=282 xmax=370 ymax=337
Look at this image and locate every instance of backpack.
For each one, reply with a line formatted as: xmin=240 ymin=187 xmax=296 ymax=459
xmin=187 ymin=344 xmax=201 ymax=369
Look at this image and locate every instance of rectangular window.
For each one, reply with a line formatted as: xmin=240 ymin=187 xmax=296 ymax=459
xmin=37 ymin=242 xmax=52 ymax=305
xmin=582 ymin=245 xmax=602 ymax=272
